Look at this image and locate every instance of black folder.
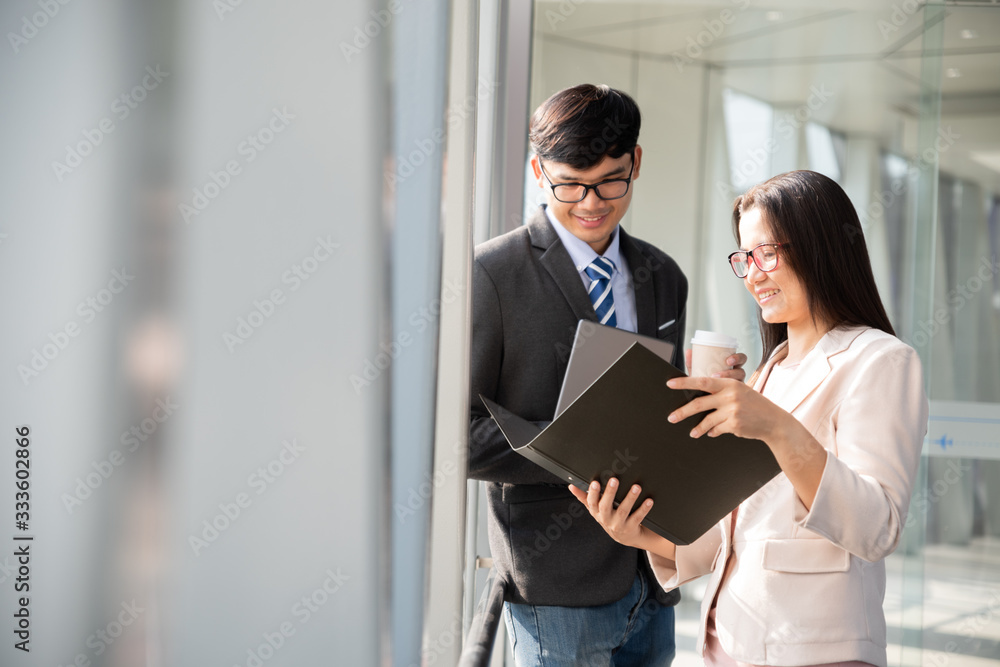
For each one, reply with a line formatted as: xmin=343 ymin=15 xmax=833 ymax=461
xmin=481 ymin=342 xmax=781 ymax=545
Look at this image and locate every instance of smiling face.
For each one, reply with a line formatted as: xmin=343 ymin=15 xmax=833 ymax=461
xmin=738 ymin=206 xmax=812 ymax=330
xmin=531 ymin=147 xmax=641 ymax=255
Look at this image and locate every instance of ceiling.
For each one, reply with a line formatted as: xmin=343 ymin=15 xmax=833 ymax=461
xmin=534 ymin=0 xmax=1000 ymax=192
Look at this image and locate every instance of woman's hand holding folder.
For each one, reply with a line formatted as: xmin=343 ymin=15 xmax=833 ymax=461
xmin=665 ymin=374 xmax=827 ymax=511
xmin=571 ymin=361 xmax=825 ymax=554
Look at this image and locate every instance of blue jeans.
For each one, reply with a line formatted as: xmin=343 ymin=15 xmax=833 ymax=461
xmin=503 ymin=571 xmax=675 ymax=666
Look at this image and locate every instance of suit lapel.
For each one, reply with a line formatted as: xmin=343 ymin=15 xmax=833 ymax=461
xmin=619 ymin=227 xmax=655 ymax=337
xmin=528 ymin=207 xmax=597 ymax=324
xmin=753 ymin=326 xmax=867 ymax=414
xmin=765 ymin=348 xmax=831 ymax=415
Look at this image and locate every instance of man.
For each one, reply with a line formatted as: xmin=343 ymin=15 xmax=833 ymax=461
xmin=469 ymin=84 xmax=745 ymax=665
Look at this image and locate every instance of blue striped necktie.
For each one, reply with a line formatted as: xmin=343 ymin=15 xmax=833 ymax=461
xmin=585 ymin=257 xmax=617 ymax=327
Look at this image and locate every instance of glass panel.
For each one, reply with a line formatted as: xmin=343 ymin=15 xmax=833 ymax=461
xmin=723 ymin=88 xmax=774 ymax=189
xmin=526 ymin=1 xmax=1000 ymax=664
xmin=805 ymin=122 xmax=842 ymax=182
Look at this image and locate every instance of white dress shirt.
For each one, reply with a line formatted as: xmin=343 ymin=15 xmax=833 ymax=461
xmin=545 ymin=206 xmax=638 ymax=333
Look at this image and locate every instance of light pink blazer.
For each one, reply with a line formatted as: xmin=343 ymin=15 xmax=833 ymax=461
xmin=648 ymin=326 xmax=928 ymax=667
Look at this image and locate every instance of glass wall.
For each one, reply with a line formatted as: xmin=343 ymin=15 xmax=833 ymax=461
xmin=1 ymin=1 xmax=462 ymax=664
xmin=523 ymin=1 xmax=1000 ymax=663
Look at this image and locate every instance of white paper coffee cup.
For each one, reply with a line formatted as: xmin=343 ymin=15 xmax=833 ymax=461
xmin=690 ymin=330 xmax=738 ymax=377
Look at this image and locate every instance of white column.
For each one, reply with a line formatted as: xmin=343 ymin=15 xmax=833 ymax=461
xmin=423 ymin=0 xmax=478 ymax=664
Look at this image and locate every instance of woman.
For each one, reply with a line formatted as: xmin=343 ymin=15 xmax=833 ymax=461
xmin=570 ymin=170 xmax=928 ymax=667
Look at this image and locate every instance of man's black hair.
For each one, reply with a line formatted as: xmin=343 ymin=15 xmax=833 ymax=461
xmin=529 ymin=84 xmax=641 ymax=170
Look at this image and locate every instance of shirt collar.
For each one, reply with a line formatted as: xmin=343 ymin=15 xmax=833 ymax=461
xmin=544 ymin=205 xmax=623 ymax=275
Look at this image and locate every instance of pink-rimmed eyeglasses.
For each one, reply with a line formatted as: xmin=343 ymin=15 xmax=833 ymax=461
xmin=727 ymin=243 xmax=789 ymax=278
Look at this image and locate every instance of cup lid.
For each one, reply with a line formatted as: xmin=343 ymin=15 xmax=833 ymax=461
xmin=691 ymin=330 xmax=738 ymax=348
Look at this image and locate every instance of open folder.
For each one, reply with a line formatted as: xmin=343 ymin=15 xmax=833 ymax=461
xmin=480 ymin=338 xmax=781 ymax=546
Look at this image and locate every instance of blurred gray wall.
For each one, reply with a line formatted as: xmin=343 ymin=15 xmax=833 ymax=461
xmin=0 ymin=0 xmax=392 ymax=664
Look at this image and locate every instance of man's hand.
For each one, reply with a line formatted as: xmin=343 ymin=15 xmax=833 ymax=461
xmin=568 ymin=479 xmax=676 ymax=559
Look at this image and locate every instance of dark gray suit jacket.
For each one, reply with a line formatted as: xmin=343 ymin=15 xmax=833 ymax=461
xmin=469 ymin=206 xmax=688 ymax=606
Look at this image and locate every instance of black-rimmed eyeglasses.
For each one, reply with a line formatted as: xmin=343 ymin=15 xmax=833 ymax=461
xmin=538 ymin=153 xmax=635 ymax=203
xmin=727 ymin=243 xmax=789 ymax=278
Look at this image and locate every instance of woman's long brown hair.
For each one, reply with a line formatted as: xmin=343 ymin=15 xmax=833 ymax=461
xmin=733 ymin=170 xmax=895 ymax=379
